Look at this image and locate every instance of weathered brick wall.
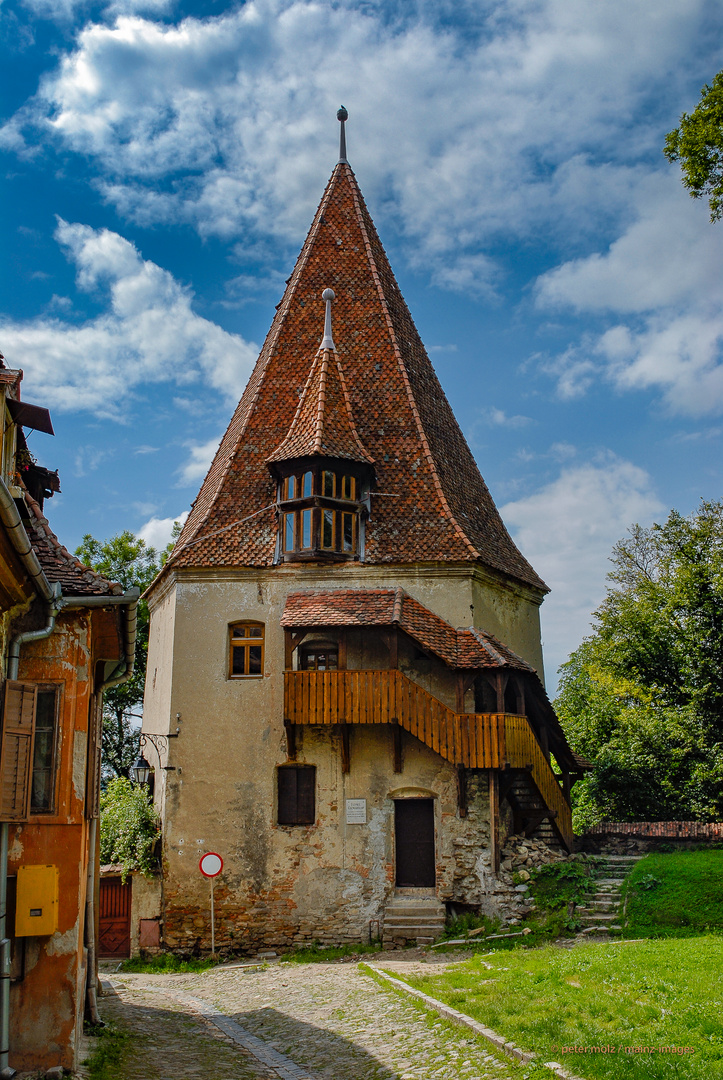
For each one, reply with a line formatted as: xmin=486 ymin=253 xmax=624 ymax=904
xmin=585 ymin=821 xmax=723 ymax=839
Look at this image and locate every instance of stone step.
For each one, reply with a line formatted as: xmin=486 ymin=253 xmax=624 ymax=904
xmin=384 ymin=917 xmax=446 ymax=929
xmin=382 ymin=907 xmax=445 ymax=915
xmin=580 ymin=924 xmax=622 ymax=935
xmin=578 ymin=911 xmax=618 ymax=922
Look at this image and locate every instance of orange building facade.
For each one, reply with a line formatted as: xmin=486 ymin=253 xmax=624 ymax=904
xmin=0 ymin=363 xmax=138 ymax=1074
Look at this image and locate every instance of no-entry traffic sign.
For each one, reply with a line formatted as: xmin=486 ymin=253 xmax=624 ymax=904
xmin=199 ymin=852 xmax=223 ymax=878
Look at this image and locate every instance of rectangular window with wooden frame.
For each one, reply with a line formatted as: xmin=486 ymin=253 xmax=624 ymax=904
xmin=229 ymin=622 xmax=264 ymax=678
xmin=277 ymin=765 xmax=316 ymax=825
xmin=321 ymin=508 xmax=335 ymax=549
xmin=31 ymin=686 xmax=60 ymax=813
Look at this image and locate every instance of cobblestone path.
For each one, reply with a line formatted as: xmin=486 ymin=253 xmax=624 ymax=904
xmin=98 ymin=959 xmax=531 ymax=1080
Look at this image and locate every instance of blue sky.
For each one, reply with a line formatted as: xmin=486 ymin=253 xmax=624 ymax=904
xmin=1 ymin=0 xmax=721 ymax=689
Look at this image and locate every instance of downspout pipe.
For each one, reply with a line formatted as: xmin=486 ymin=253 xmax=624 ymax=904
xmin=0 ymin=479 xmax=55 ymax=1079
xmin=76 ymin=587 xmax=138 ymax=1024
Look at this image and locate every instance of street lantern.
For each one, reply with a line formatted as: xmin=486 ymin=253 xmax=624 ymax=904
xmin=130 ymin=753 xmax=152 ymax=785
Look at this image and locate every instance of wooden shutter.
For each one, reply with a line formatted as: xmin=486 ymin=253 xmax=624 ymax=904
xmin=296 ymin=767 xmax=315 ymax=824
xmin=0 ymin=681 xmax=38 ymax=822
xmin=277 ymin=766 xmax=315 ymax=825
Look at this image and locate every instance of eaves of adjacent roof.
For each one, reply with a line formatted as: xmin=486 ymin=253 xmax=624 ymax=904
xmin=25 ymin=494 xmax=123 ymax=597
xmin=163 ymin=159 xmax=546 ymax=593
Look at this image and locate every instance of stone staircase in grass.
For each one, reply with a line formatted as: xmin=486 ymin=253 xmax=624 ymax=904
xmin=382 ymin=889 xmax=447 ymax=948
xmin=575 ymin=854 xmax=644 ymax=934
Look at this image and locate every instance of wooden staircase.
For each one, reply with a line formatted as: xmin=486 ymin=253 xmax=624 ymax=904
xmin=284 ymin=669 xmax=573 ymax=849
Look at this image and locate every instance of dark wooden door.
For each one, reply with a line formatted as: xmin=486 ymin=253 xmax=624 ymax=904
xmin=395 ymin=799 xmax=435 ymax=887
xmin=99 ymin=877 xmax=131 ymax=958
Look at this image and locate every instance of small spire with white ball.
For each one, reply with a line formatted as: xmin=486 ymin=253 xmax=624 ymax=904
xmin=321 ymin=289 xmax=335 ymax=350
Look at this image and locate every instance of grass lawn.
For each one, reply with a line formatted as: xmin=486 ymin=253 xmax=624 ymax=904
xmin=623 ymin=849 xmax=723 ymax=935
xmin=395 ymin=936 xmax=723 ymax=1079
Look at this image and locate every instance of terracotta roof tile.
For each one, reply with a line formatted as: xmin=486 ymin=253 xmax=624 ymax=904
xmin=268 ymin=346 xmax=373 ymax=464
xmin=167 ymin=163 xmax=545 ymax=592
xmin=280 ymin=588 xmax=534 ymax=672
xmin=26 ymin=495 xmax=122 ymax=597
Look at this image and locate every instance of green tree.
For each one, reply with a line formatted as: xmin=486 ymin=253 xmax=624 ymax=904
xmin=100 ymin=777 xmax=161 ymax=879
xmin=665 ymin=71 xmax=723 ymax=222
xmin=556 ymin=501 xmax=723 ymax=830
xmin=75 ymin=524 xmax=181 ymax=782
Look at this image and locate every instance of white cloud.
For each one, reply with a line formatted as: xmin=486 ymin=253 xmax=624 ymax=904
xmin=482 ymin=407 xmax=532 ymax=428
xmin=0 ymin=220 xmax=258 ymax=419
xmin=536 ymin=175 xmax=723 ymax=415
xmin=2 ymin=0 xmax=714 ymax=286
xmin=137 ymin=510 xmax=188 ymax=549
xmin=177 ymin=435 xmax=222 ymax=486
xmin=501 ymin=454 xmax=664 ymax=690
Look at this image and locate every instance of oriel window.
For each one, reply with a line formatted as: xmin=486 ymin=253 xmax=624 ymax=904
xmin=229 ymin=622 xmax=264 ymax=678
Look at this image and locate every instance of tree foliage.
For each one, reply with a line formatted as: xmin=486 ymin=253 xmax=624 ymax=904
xmin=100 ymin=777 xmax=161 ymax=879
xmin=664 ymin=71 xmax=723 ymax=222
xmin=556 ymin=501 xmax=723 ymax=829
xmin=75 ymin=525 xmax=181 ymax=782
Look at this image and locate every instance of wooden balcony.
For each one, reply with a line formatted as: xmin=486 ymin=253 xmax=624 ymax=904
xmin=284 ymin=669 xmax=573 ymax=849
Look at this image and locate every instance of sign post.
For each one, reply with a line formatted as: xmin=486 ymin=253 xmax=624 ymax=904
xmin=198 ymin=852 xmax=223 ymax=954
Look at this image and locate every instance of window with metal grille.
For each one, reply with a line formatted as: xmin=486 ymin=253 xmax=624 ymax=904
xmin=229 ymin=622 xmax=264 ymax=678
xmin=277 ymin=765 xmax=315 ymax=825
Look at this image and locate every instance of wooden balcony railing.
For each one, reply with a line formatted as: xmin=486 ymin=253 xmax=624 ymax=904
xmin=284 ymin=669 xmax=573 ymax=849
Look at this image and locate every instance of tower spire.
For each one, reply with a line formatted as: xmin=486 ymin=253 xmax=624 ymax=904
xmin=320 ymin=288 xmax=335 ymax=350
xmin=337 ymin=106 xmax=348 ymax=163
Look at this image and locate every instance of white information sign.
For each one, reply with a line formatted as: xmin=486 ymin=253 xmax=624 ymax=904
xmin=346 ymin=799 xmax=367 ymax=824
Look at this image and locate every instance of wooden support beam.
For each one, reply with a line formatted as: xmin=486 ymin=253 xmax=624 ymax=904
xmin=284 ymin=719 xmax=297 ymax=761
xmin=456 ymin=671 xmax=476 ymax=713
xmin=284 ymin=630 xmax=308 ymax=670
xmin=392 ymin=723 xmax=403 ymax=773
xmin=489 ymin=770 xmax=500 ymax=874
xmin=457 ymin=765 xmax=467 ymax=818
xmin=339 ymin=724 xmax=350 ymax=774
xmin=515 ymin=676 xmax=525 ymax=717
xmin=495 ymin=671 xmax=508 ymax=713
xmin=338 ymin=630 xmax=347 ymax=671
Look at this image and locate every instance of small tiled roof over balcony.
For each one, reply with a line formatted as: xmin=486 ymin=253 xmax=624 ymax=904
xmin=281 ymin=587 xmax=536 ymax=673
xmin=167 ymin=134 xmax=546 ymax=592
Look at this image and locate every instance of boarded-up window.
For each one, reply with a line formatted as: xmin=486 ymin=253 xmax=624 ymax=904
xmin=277 ymin=766 xmax=315 ymax=825
xmin=0 ymin=681 xmax=38 ymax=822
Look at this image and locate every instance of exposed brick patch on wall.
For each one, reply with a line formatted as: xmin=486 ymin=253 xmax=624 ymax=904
xmin=585 ymin=821 xmax=723 ymax=839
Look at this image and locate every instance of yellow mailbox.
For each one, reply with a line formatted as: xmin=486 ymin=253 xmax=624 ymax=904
xmin=15 ymin=865 xmax=59 ymax=936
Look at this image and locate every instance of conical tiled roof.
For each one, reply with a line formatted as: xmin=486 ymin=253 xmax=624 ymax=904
xmin=169 ymin=160 xmax=546 ymax=592
xmin=268 ymin=346 xmax=373 ymax=465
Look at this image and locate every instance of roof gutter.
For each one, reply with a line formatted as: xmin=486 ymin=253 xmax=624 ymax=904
xmin=0 ymin=476 xmax=54 ymax=604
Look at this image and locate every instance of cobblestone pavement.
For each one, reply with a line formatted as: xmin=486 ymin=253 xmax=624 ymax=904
xmin=99 ymin=956 xmax=533 ymax=1080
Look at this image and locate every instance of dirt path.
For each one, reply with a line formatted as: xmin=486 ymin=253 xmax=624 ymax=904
xmin=95 ymin=957 xmax=531 ymax=1080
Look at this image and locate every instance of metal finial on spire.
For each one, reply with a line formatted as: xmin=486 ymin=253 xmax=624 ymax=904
xmin=321 ymin=288 xmax=335 ymax=349
xmin=337 ymin=106 xmax=348 ymax=163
